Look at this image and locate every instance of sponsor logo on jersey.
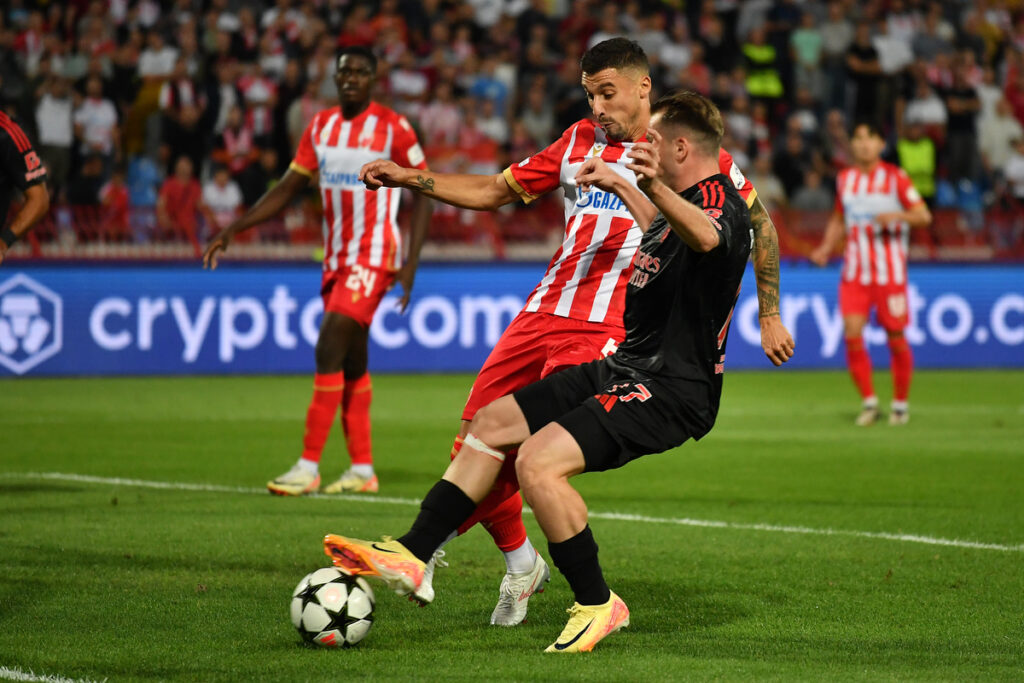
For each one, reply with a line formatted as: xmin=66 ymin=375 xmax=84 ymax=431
xmin=0 ymin=273 xmax=63 ymax=374
xmin=318 ymin=159 xmax=363 ymax=187
xmin=576 ymin=189 xmax=627 ymax=211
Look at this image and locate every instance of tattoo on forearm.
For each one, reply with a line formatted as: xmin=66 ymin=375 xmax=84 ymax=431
xmin=750 ymin=200 xmax=781 ymax=318
xmin=415 ymin=175 xmax=435 ymax=193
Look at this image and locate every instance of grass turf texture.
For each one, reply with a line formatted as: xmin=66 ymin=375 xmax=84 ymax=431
xmin=1 ymin=371 xmax=1022 ymax=681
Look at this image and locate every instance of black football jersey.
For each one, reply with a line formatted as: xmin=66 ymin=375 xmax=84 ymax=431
xmin=609 ymin=173 xmax=752 ymax=408
xmin=0 ymin=112 xmax=47 ymax=228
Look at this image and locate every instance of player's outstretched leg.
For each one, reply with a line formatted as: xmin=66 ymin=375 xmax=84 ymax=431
xmin=325 ymin=478 xmax=481 ymax=603
xmin=323 ymin=534 xmax=427 ymax=600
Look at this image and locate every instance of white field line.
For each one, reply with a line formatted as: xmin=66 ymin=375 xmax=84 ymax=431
xmin=5 ymin=471 xmax=1023 ymax=553
xmin=0 ymin=666 xmax=106 ymax=683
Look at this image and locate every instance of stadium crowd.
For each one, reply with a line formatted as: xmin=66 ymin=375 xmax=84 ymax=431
xmin=2 ymin=0 xmax=1024 ymax=256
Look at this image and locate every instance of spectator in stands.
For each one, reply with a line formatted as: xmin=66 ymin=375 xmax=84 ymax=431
xmin=203 ymin=59 xmax=242 ymax=136
xmin=158 ymin=59 xmax=200 ymax=129
xmin=976 ymin=65 xmax=1003 ymax=120
xmin=476 ymin=98 xmax=509 ymax=146
xmin=774 ymin=129 xmax=811 ymax=199
xmin=820 ymin=1 xmax=854 ymax=111
xmin=979 ymin=98 xmax=1024 ymax=182
xmin=286 ymin=78 xmax=323 ymax=151
xmin=34 ymin=76 xmax=73 ymax=197
xmin=1003 ymin=137 xmax=1024 ymax=202
xmin=419 ymin=81 xmax=462 ymax=146
xmin=943 ymin=62 xmax=982 ymax=185
xmin=73 ymin=75 xmax=119 ymax=176
xmin=99 ymin=166 xmax=131 ymax=242
xmin=128 ymin=30 xmax=178 ymax=156
xmin=156 ymin=155 xmax=207 ymax=256
xmin=389 ymin=50 xmax=429 ymax=119
xmin=912 ymin=6 xmax=953 ymax=62
xmin=516 ymin=83 xmax=551 ymax=145
xmin=847 ymin=21 xmax=883 ymax=126
xmin=790 ymin=11 xmax=824 ymax=102
xmin=239 ymin=147 xmax=279 ymax=207
xmin=161 ymin=103 xmax=206 ymax=177
xmin=904 ymin=80 xmax=948 ymax=143
xmin=790 ymin=169 xmax=833 ymax=212
xmin=742 ymin=26 xmax=784 ymax=106
xmin=202 ymin=165 xmax=243 ymax=234
xmin=748 ymin=152 xmax=787 ymax=210
xmin=897 ymin=121 xmax=937 ymax=207
xmin=212 ymin=105 xmax=258 ymax=175
xmin=724 ymin=95 xmax=753 ymax=154
xmin=67 ymin=154 xmax=104 ymax=208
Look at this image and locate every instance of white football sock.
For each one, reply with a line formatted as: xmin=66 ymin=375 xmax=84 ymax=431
xmin=503 ymin=537 xmax=537 ymax=574
xmin=296 ymin=458 xmax=319 ymax=475
xmin=891 ymin=400 xmax=909 ymax=412
xmin=862 ymin=396 xmax=878 ymax=408
xmin=350 ymin=464 xmax=374 ymax=478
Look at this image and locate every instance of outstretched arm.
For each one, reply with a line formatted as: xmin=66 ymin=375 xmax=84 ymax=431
xmin=360 ymin=160 xmax=519 ymax=211
xmin=203 ymin=168 xmax=309 ymax=269
xmin=749 ymin=195 xmax=794 ymax=365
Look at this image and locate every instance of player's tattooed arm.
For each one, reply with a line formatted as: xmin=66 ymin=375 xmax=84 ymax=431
xmin=750 ymin=196 xmax=780 ymax=319
xmin=750 ymin=195 xmax=795 ymax=365
xmin=359 ymin=160 xmax=518 ymax=210
xmin=414 ymin=175 xmax=435 ymax=193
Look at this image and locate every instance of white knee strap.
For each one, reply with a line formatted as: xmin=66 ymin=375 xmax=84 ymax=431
xmin=464 ymin=433 xmax=506 ymax=463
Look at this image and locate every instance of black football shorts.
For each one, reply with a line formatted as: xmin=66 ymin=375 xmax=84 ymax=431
xmin=512 ymin=358 xmax=714 ymax=472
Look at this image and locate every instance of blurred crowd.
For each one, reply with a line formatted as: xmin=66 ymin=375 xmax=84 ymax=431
xmin=2 ymin=0 xmax=1024 ymax=254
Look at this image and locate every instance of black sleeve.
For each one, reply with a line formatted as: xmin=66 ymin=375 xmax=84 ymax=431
xmin=0 ymin=127 xmax=47 ymax=191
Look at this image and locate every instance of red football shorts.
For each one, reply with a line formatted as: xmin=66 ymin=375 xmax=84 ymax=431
xmin=462 ymin=311 xmax=624 ymax=421
xmin=839 ymin=279 xmax=909 ymax=332
xmin=321 ymin=263 xmax=396 ymax=328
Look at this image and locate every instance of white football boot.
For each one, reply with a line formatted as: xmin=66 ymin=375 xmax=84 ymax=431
xmin=490 ymin=552 xmax=551 ymax=626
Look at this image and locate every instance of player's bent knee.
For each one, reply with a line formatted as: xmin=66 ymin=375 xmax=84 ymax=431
xmin=515 ymin=439 xmax=560 ymax=491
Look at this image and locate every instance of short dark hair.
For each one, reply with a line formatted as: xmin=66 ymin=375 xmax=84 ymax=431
xmin=851 ymin=120 xmax=883 ymax=138
xmin=580 ymin=38 xmax=649 ymax=76
xmin=651 ymin=90 xmax=724 ymax=155
xmin=337 ymin=46 xmax=378 ymax=74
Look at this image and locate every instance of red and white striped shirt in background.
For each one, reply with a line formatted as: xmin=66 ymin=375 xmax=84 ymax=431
xmin=835 ymin=161 xmax=923 ymax=286
xmin=290 ymin=102 xmax=427 ymax=272
xmin=503 ymin=120 xmax=757 ymax=326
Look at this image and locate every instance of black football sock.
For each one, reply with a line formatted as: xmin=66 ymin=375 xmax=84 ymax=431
xmin=548 ymin=525 xmax=611 ymax=606
xmin=398 ymin=480 xmax=477 ymax=563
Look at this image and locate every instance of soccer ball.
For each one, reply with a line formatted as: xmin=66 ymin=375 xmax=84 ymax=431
xmin=290 ymin=567 xmax=375 ymax=648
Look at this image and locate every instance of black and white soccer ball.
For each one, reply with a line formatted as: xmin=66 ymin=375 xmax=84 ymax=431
xmin=291 ymin=567 xmax=375 ymax=648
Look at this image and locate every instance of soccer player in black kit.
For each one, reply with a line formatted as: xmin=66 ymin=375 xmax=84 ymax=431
xmin=323 ymin=91 xmax=756 ymax=653
xmin=0 ymin=111 xmax=50 ymax=266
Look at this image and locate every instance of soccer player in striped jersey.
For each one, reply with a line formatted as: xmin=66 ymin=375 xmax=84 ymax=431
xmin=0 ymin=111 xmax=50 ymax=266
xmin=810 ymin=122 xmax=931 ymax=425
xmin=203 ymin=47 xmax=432 ymax=494
xmin=357 ymin=39 xmax=791 ymax=624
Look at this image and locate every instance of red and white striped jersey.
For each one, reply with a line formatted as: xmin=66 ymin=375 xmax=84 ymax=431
xmin=504 ymin=119 xmax=644 ymax=325
xmin=718 ymin=147 xmax=757 ymax=208
xmin=291 ymin=102 xmax=427 ymax=272
xmin=835 ymin=161 xmax=923 ymax=286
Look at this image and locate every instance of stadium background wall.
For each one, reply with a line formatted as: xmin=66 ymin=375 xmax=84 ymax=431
xmin=0 ymin=264 xmax=1021 ymax=376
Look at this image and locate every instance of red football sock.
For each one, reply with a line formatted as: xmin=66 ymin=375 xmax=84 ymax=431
xmin=888 ymin=336 xmax=913 ymax=401
xmin=342 ymin=372 xmax=373 ymax=466
xmin=480 ymin=492 xmax=528 ymax=552
xmin=845 ymin=336 xmax=875 ymax=400
xmin=301 ymin=372 xmax=344 ymax=463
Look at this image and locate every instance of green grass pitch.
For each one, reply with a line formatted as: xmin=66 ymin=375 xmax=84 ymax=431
xmin=1 ymin=371 xmax=1022 ymax=681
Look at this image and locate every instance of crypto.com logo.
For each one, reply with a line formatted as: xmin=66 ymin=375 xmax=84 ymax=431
xmin=0 ymin=273 xmax=63 ymax=374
